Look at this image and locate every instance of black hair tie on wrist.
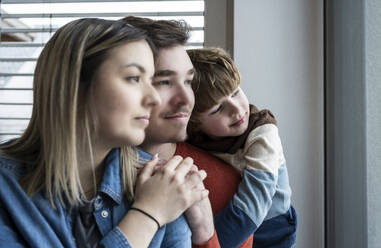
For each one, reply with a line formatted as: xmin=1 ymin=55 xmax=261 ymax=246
xmin=129 ymin=207 xmax=161 ymax=230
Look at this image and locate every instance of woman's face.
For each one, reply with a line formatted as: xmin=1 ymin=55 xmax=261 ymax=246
xmin=91 ymin=40 xmax=160 ymax=148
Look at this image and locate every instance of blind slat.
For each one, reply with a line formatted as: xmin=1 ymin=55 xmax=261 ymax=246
xmin=0 ymin=118 xmax=30 ymax=120
xmin=0 ymin=42 xmax=203 ymax=47
xmin=0 ymin=42 xmax=45 ymax=47
xmin=0 ymin=0 xmax=204 ymax=140
xmin=2 ymin=27 xmax=203 ymax=33
xmin=3 ymin=0 xmax=200 ymax=3
xmin=0 ymin=73 xmax=34 ymax=76
xmin=2 ymin=12 xmax=203 ymax=19
xmin=0 ymin=58 xmax=37 ymax=62
xmin=0 ymin=103 xmax=33 ymax=105
xmin=0 ymin=88 xmax=33 ymax=90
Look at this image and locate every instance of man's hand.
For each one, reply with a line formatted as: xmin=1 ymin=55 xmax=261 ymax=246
xmin=185 ymin=165 xmax=215 ymax=245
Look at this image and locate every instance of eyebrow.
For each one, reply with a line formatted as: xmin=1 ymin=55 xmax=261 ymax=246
xmin=154 ymin=68 xmax=195 ymax=77
xmin=121 ymin=63 xmax=146 ymax=73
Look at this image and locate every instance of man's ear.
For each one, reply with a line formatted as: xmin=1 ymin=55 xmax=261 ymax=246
xmin=186 ymin=118 xmax=202 ymax=139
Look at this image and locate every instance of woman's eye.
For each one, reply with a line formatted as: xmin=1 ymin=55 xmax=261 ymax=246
xmin=126 ymin=76 xmax=140 ymax=83
xmin=185 ymin=79 xmax=192 ymax=85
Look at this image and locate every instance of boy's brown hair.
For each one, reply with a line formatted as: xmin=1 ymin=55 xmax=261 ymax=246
xmin=122 ymin=16 xmax=190 ymax=49
xmin=187 ymin=47 xmax=241 ymax=131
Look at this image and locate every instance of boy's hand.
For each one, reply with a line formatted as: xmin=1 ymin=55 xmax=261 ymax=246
xmin=185 ymin=165 xmax=215 ymax=245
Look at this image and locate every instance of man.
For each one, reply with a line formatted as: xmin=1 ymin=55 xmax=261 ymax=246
xmin=124 ymin=16 xmax=254 ymax=247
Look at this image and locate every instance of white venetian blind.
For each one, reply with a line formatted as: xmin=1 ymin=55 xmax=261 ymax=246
xmin=0 ymin=0 xmax=204 ymax=142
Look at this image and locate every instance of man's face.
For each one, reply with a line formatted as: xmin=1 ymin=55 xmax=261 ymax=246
xmin=144 ymin=45 xmax=195 ymax=144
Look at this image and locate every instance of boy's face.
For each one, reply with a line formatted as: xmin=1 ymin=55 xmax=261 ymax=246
xmin=197 ymin=87 xmax=250 ymax=138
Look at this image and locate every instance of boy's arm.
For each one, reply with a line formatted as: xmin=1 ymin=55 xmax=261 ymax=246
xmin=185 ymin=196 xmax=215 ymax=245
xmin=192 ymin=231 xmax=220 ymax=248
xmin=214 ymin=124 xmax=284 ymax=247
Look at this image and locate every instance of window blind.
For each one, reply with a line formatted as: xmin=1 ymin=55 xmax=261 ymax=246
xmin=0 ymin=0 xmax=204 ymax=142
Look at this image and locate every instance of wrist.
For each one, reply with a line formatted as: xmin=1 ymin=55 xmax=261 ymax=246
xmin=131 ymin=201 xmax=164 ymax=227
xmin=191 ymin=225 xmax=215 ymax=245
xmin=192 ymin=231 xmax=219 ymax=248
xmin=129 ymin=206 xmax=161 ymax=230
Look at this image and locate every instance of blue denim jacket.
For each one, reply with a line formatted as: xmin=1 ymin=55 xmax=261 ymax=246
xmin=0 ymin=148 xmax=191 ymax=248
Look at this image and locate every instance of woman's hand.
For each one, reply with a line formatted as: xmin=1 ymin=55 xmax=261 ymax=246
xmin=133 ymin=155 xmax=209 ymax=226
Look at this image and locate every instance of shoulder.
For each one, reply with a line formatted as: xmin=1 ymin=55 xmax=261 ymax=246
xmin=177 ymin=142 xmax=240 ymax=176
xmin=0 ymin=155 xmax=25 ymax=179
xmin=247 ymin=124 xmax=280 ymax=143
xmin=177 ymin=143 xmax=227 ymax=165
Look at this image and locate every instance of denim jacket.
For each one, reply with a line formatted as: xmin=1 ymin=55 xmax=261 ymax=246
xmin=0 ymin=148 xmax=191 ymax=248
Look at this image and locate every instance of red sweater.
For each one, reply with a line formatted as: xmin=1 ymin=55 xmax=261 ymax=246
xmin=176 ymin=142 xmax=253 ymax=248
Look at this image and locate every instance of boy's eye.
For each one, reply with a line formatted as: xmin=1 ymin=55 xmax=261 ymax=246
xmin=232 ymin=89 xmax=240 ymax=97
xmin=209 ymin=105 xmax=223 ymax=115
xmin=126 ymin=76 xmax=140 ymax=83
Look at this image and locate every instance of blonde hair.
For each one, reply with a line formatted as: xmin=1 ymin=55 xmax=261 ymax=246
xmin=187 ymin=47 xmax=241 ymax=133
xmin=0 ymin=18 xmax=154 ymax=206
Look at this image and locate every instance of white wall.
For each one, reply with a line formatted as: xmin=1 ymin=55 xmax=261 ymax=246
xmin=234 ymin=1 xmax=324 ymax=247
xmin=366 ymin=0 xmax=381 ymax=247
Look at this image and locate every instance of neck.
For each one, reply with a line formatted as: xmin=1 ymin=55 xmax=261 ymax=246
xmin=77 ymin=141 xmax=111 ymax=200
xmin=140 ymin=142 xmax=177 ymax=161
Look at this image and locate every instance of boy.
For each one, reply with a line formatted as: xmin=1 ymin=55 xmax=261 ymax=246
xmin=187 ymin=47 xmax=297 ymax=247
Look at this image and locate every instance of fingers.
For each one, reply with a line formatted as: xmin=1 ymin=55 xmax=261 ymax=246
xmin=189 ymin=164 xmax=198 ymax=174
xmin=137 ymin=154 xmax=159 ymax=184
xmin=191 ymin=188 xmax=210 ymax=204
xmin=160 ymin=156 xmax=194 ymax=181
xmin=185 ymin=169 xmax=206 ymax=187
xmin=173 ymin=157 xmax=194 ymax=180
xmin=161 ymin=155 xmax=183 ymax=171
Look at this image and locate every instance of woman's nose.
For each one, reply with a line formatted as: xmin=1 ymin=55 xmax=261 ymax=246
xmin=143 ymin=82 xmax=161 ymax=108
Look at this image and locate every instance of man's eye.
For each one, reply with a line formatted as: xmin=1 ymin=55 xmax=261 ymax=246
xmin=210 ymin=105 xmax=223 ymax=115
xmin=153 ymin=80 xmax=170 ymax=86
xmin=126 ymin=76 xmax=140 ymax=83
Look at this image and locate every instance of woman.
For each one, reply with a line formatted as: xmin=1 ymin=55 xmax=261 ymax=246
xmin=0 ymin=18 xmax=208 ymax=247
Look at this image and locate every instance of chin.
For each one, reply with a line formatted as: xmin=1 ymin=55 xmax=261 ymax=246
xmin=168 ymin=132 xmax=187 ymax=143
xmin=125 ymin=133 xmax=145 ymax=147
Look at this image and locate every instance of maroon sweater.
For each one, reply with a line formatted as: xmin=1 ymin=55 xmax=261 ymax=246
xmin=176 ymin=142 xmax=253 ymax=248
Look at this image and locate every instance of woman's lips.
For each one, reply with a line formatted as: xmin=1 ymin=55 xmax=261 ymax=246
xmin=135 ymin=116 xmax=150 ymax=126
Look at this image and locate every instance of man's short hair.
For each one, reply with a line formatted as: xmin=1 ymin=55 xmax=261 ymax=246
xmin=122 ymin=16 xmax=190 ymax=49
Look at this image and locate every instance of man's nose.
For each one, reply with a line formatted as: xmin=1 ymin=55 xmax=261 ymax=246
xmin=170 ymin=83 xmax=193 ymax=106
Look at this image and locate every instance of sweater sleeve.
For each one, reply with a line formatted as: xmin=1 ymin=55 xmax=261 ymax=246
xmin=192 ymin=230 xmax=220 ymax=248
xmin=233 ymin=124 xmax=284 ymax=226
xmin=214 ymin=124 xmax=285 ymax=246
